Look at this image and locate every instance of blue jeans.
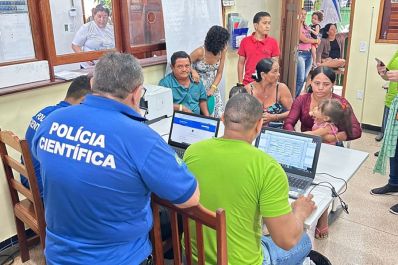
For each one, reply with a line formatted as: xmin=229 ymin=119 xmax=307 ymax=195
xmin=389 ymin=139 xmax=398 ymax=186
xmin=262 ymin=233 xmax=312 ymax=265
xmin=381 ymin=107 xmax=390 ymax=133
xmin=296 ymin=51 xmax=313 ymax=98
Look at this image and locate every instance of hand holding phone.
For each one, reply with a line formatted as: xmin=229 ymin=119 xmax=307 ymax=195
xmin=375 ymin=58 xmax=390 ymax=71
xmin=375 ymin=58 xmax=390 ymax=72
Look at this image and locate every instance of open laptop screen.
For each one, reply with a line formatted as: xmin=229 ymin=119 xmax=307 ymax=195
xmin=255 ymin=128 xmax=321 ymax=178
xmin=168 ymin=111 xmax=219 ymax=148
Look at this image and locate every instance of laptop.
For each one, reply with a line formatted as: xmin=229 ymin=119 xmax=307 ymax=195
xmin=168 ymin=111 xmax=220 ymax=158
xmin=255 ymin=127 xmax=322 ymax=198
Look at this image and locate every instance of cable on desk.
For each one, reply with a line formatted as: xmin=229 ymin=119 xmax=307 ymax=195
xmin=316 ymin=172 xmax=348 ymax=195
xmin=309 ymin=181 xmax=349 ymax=214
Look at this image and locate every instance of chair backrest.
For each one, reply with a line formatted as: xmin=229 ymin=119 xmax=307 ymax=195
xmin=0 ymin=129 xmax=45 ymax=235
xmin=150 ymin=194 xmax=227 ymax=265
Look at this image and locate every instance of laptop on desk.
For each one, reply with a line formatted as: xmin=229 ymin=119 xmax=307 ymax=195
xmin=255 ymin=127 xmax=322 ymax=198
xmin=168 ymin=111 xmax=220 ymax=158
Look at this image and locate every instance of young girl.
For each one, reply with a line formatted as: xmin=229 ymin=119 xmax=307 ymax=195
xmin=309 ymin=11 xmax=323 ymax=68
xmin=308 ymin=98 xmax=353 ymax=145
xmin=307 ymin=98 xmax=353 ymax=239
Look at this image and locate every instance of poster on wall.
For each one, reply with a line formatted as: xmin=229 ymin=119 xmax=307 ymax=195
xmin=160 ymin=0 xmax=224 ymax=101
xmin=161 ymin=0 xmax=222 ymax=71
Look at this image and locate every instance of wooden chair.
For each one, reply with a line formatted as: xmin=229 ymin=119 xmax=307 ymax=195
xmin=150 ymin=194 xmax=227 ymax=265
xmin=0 ymin=129 xmax=46 ymax=262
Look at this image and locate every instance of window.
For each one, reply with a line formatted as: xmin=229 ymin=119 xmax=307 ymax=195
xmin=376 ymin=0 xmax=398 ymax=42
xmin=1 ymin=0 xmax=167 ymax=90
xmin=126 ymin=0 xmax=166 ymax=59
xmin=0 ymin=0 xmax=44 ymax=65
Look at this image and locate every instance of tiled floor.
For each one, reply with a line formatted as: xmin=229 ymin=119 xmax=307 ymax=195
xmin=6 ymin=131 xmax=398 ymax=265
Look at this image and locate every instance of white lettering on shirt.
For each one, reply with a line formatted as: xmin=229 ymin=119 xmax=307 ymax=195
xmin=40 ymin=123 xmax=115 ymax=169
xmin=38 ymin=136 xmax=116 ymax=169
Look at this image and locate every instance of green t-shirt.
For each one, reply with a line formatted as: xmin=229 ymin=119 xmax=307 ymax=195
xmin=183 ymin=138 xmax=291 ymax=265
xmin=386 ymin=50 xmax=398 ymax=107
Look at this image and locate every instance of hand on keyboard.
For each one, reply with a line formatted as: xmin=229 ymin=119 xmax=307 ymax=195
xmin=291 ymin=194 xmax=317 ymax=221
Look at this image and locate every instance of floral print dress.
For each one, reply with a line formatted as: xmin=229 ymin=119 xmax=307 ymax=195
xmin=192 ymin=49 xmax=224 ymax=118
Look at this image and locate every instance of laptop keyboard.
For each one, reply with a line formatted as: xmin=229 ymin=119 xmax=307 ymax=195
xmin=173 ymin=147 xmax=185 ymax=159
xmin=288 ymin=174 xmax=310 ymax=190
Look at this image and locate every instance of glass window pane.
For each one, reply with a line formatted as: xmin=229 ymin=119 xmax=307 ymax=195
xmin=129 ymin=0 xmax=165 ymax=47
xmin=50 ymin=0 xmax=115 ymax=56
xmin=0 ymin=1 xmax=35 ymax=63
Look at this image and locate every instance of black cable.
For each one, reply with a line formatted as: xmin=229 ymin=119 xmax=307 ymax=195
xmin=309 ymin=181 xmax=349 ymax=214
xmin=316 ymin=172 xmax=348 ymax=195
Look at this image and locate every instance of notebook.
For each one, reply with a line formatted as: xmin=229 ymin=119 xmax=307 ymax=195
xmin=168 ymin=111 xmax=220 ymax=158
xmin=255 ymin=127 xmax=322 ymax=198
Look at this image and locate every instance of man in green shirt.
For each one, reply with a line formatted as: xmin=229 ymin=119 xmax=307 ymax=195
xmin=184 ymin=93 xmax=315 ymax=264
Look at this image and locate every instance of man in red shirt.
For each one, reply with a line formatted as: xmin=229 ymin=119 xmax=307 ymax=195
xmin=237 ymin=12 xmax=280 ymax=85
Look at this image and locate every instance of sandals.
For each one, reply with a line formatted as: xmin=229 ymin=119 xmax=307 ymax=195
xmin=315 ymin=226 xmax=329 ymax=240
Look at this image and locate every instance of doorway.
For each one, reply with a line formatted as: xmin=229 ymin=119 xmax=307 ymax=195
xmin=279 ymin=0 xmax=356 ymax=97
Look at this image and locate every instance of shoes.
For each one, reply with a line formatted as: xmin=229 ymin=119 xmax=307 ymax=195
xmin=315 ymin=226 xmax=329 ymax=240
xmin=374 ymin=151 xmax=379 ymax=157
xmin=375 ymin=133 xmax=384 ymax=142
xmin=370 ymin=184 xmax=398 ymax=195
xmin=390 ymin=204 xmax=398 ymax=215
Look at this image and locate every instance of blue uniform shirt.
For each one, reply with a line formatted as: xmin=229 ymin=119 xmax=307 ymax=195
xmin=159 ymin=73 xmax=207 ymax=114
xmin=31 ymin=95 xmax=197 ymax=265
xmin=22 ymin=101 xmax=71 ymax=197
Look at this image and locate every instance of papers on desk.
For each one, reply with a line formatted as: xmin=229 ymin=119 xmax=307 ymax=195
xmin=54 ymin=71 xmax=88 ymax=80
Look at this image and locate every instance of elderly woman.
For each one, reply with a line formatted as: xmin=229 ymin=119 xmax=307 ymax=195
xmin=190 ymin=25 xmax=230 ymax=118
xmin=245 ymin=58 xmax=293 ymax=127
xmin=284 ymin=66 xmax=362 ymax=239
xmin=316 ymin=23 xmax=347 ymax=68
xmin=72 ymin=4 xmax=114 ymax=68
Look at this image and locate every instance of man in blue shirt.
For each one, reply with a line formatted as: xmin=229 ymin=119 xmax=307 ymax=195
xmin=159 ymin=51 xmax=209 ymax=116
xmin=32 ymin=52 xmax=200 ymax=265
xmin=22 ymin=75 xmax=91 ymax=197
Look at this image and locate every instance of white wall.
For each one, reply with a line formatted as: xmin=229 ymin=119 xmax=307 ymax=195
xmin=344 ymin=0 xmax=398 ymax=126
xmin=223 ymin=0 xmax=281 ymax=98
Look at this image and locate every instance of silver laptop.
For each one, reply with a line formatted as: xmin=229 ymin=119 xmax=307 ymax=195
xmin=255 ymin=127 xmax=322 ymax=198
xmin=168 ymin=111 xmax=220 ymax=158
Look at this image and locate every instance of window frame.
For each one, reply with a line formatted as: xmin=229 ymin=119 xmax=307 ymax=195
xmin=119 ymin=0 xmax=166 ymax=59
xmin=0 ymin=0 xmax=45 ymax=67
xmin=38 ymin=0 xmax=124 ymax=73
xmin=376 ymin=0 xmax=398 ymax=43
xmin=1 ymin=0 xmax=170 ymax=94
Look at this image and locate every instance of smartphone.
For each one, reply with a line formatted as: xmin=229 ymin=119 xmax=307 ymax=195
xmin=375 ymin=58 xmax=390 ymax=71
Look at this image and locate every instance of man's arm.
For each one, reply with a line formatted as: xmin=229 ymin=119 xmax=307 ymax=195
xmin=175 ymin=184 xmax=200 ymax=208
xmin=263 ymin=195 xmax=316 ymax=250
xmin=237 ymin=55 xmax=246 ymax=84
xmin=173 ymin=104 xmax=192 ymax=113
xmin=199 ymin=100 xmax=209 ymax=116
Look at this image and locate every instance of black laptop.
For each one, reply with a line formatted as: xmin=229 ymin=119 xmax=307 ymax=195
xmin=255 ymin=127 xmax=322 ymax=198
xmin=168 ymin=111 xmax=220 ymax=158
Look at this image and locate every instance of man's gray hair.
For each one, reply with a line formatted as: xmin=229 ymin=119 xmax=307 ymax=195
xmin=224 ymin=93 xmax=263 ymax=131
xmin=93 ymin=52 xmax=144 ymax=99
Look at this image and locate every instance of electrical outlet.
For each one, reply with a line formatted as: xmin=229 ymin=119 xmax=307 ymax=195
xmin=356 ymin=90 xmax=364 ymax=99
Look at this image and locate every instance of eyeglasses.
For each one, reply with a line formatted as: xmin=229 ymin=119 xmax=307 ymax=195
xmin=141 ymin=87 xmax=147 ymax=98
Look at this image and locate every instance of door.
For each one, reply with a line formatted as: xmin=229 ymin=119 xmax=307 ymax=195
xmin=279 ymin=0 xmax=301 ymax=95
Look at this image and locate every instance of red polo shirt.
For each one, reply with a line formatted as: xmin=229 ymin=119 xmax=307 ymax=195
xmin=238 ymin=33 xmax=280 ymax=85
